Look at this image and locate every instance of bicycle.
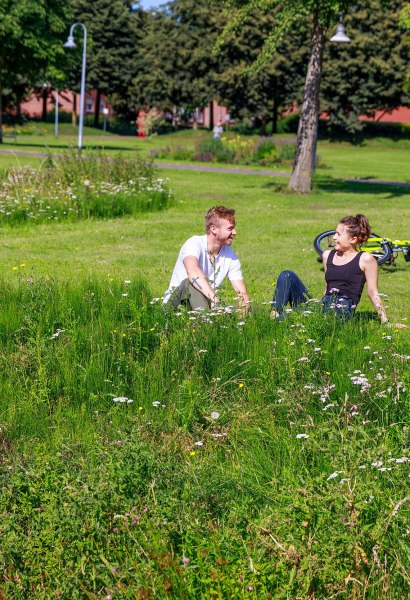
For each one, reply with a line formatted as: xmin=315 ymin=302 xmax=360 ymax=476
xmin=313 ymin=230 xmax=410 ymax=266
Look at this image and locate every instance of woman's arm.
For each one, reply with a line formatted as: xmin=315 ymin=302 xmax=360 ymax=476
xmin=361 ymin=254 xmax=389 ymax=323
xmin=322 ymin=250 xmax=331 ymax=294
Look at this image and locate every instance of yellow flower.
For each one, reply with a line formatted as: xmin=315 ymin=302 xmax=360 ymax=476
xmin=12 ymin=266 xmax=18 ymax=271
xmin=20 ymin=263 xmax=27 ymax=267
xmin=239 ymin=383 xmax=245 ymax=388
xmin=190 ymin=451 xmax=196 ymax=456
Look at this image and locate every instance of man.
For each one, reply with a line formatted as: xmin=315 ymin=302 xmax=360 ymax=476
xmin=163 ymin=206 xmax=250 ymax=313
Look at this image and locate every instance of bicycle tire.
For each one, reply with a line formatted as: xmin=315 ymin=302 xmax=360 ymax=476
xmin=313 ymin=231 xmax=393 ymax=266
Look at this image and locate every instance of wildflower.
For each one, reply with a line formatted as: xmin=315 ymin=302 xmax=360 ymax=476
xmin=248 ymin=586 xmax=254 ymax=591
xmin=83 ymin=179 xmax=90 ymax=186
xmin=152 ymin=401 xmax=161 ymax=407
xmin=298 ymin=356 xmax=309 ymax=363
xmin=210 ymin=411 xmax=220 ymax=420
xmin=122 ymin=293 xmax=128 ymax=298
xmin=327 ymin=471 xmax=340 ymax=481
xmin=372 ymin=461 xmax=383 ymax=467
xmin=113 ymin=397 xmax=130 ymax=403
xmin=194 ymin=441 xmax=203 ymax=446
xmin=190 ymin=451 xmax=195 ymax=456
xmin=183 ymin=557 xmax=190 ymax=564
xmin=239 ymin=383 xmax=245 ymax=388
xmin=124 ymin=280 xmax=131 ymax=284
xmin=314 ymin=347 xmax=321 ymax=352
xmin=296 ymin=433 xmax=309 ymax=439
xmin=12 ymin=266 xmax=18 ymax=271
xmin=364 ymin=346 xmax=371 ymax=350
xmin=307 ymin=339 xmax=315 ymax=343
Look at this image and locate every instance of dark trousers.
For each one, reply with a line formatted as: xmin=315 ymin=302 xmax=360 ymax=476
xmin=272 ymin=270 xmax=355 ymax=319
xmin=271 ymin=270 xmax=311 ymax=313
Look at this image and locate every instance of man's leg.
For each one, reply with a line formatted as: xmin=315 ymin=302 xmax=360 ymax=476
xmin=271 ymin=270 xmax=310 ymax=314
xmin=172 ymin=278 xmax=211 ymax=311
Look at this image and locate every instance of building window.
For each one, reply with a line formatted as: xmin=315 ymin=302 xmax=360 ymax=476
xmin=85 ymin=99 xmax=93 ymax=112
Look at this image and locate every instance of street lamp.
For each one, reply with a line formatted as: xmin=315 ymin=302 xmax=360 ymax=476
xmin=330 ymin=13 xmax=351 ymax=43
xmin=64 ymin=23 xmax=87 ymax=150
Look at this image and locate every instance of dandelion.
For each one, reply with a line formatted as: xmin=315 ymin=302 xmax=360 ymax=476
xmin=296 ymin=433 xmax=309 ymax=439
xmin=12 ymin=266 xmax=18 ymax=271
xmin=189 ymin=451 xmax=195 ymax=456
xmin=211 ymin=411 xmax=220 ymax=420
xmin=239 ymin=383 xmax=245 ymax=388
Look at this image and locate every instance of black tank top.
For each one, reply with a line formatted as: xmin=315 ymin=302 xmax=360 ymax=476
xmin=325 ymin=250 xmax=365 ymax=306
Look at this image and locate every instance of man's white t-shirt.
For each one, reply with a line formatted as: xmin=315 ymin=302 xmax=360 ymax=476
xmin=163 ymin=235 xmax=243 ymax=302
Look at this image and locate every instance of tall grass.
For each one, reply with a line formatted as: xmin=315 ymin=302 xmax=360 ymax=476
xmin=0 ymin=277 xmax=408 ymax=598
xmin=0 ymin=152 xmax=173 ymax=226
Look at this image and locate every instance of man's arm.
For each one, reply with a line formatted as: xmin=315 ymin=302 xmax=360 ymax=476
xmin=183 ymin=256 xmax=220 ymax=304
xmin=231 ymin=279 xmax=251 ymax=315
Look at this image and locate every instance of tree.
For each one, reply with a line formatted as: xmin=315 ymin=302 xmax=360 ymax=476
xmin=215 ymin=10 xmax=309 ymax=133
xmin=400 ymin=3 xmax=410 ymax=91
xmin=321 ymin=0 xmax=410 ymax=134
xmin=69 ymin=0 xmax=145 ymax=125
xmin=217 ymin=1 xmax=387 ymax=193
xmin=0 ymin=0 xmax=71 ymax=140
xmin=132 ymin=0 xmax=223 ymax=128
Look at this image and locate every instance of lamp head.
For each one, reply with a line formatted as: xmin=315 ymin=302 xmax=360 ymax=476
xmin=330 ymin=23 xmax=351 ymax=43
xmin=64 ymin=35 xmax=77 ymax=48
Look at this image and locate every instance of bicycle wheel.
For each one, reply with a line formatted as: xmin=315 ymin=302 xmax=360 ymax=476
xmin=313 ymin=231 xmax=392 ymax=265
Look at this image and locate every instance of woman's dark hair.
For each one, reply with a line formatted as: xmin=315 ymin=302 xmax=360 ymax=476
xmin=339 ymin=214 xmax=371 ymax=244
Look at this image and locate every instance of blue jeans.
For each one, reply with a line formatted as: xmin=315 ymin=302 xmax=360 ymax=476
xmin=271 ymin=270 xmax=355 ymax=319
xmin=271 ymin=270 xmax=311 ymax=313
xmin=321 ymin=294 xmax=354 ymax=319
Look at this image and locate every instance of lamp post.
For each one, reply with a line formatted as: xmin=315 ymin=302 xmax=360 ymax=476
xmin=102 ymin=107 xmax=109 ymax=132
xmin=64 ymin=23 xmax=87 ymax=151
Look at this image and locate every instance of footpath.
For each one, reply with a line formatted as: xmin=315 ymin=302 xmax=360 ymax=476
xmin=0 ymin=148 xmax=409 ymax=188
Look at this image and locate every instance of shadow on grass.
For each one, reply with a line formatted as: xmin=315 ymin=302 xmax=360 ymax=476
xmin=1 ymin=141 xmax=139 ymax=153
xmin=314 ymin=176 xmax=410 ymax=198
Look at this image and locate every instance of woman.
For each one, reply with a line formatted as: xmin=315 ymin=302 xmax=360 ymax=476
xmin=271 ymin=214 xmax=390 ymax=323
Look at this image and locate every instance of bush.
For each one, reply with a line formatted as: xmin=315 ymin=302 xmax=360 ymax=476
xmin=195 ymin=138 xmax=235 ymax=163
xmin=0 ymin=152 xmax=174 ymax=226
xmin=254 ymin=137 xmax=276 ymax=162
xmin=278 ymin=142 xmax=297 ymax=161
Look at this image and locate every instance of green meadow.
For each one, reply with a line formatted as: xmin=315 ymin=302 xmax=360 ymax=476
xmin=0 ymin=128 xmax=409 ymax=599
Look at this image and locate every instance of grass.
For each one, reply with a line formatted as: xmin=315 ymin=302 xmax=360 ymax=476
xmin=0 ymin=130 xmax=409 ymax=598
xmin=1 ymin=124 xmax=410 ymax=182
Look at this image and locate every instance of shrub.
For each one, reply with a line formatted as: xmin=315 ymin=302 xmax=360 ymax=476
xmin=195 ymin=138 xmax=235 ymax=163
xmin=254 ymin=137 xmax=276 ymax=162
xmin=278 ymin=142 xmax=297 ymax=161
xmin=0 ymin=152 xmax=174 ymax=226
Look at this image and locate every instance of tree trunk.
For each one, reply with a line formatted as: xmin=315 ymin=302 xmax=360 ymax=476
xmin=72 ymin=92 xmax=77 ymax=126
xmin=42 ymin=88 xmax=48 ymax=122
xmin=288 ymin=17 xmax=326 ymax=193
xmin=94 ymin=89 xmax=101 ymax=127
xmin=272 ymin=99 xmax=278 ymax=134
xmin=209 ymin=100 xmax=214 ymax=130
xmin=0 ymin=79 xmax=3 ymax=144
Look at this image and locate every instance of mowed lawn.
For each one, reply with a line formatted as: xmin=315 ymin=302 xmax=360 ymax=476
xmin=1 ymin=163 xmax=409 ymax=324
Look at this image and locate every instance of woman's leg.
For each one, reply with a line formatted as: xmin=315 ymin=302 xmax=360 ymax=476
xmin=272 ymin=270 xmax=310 ymax=314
